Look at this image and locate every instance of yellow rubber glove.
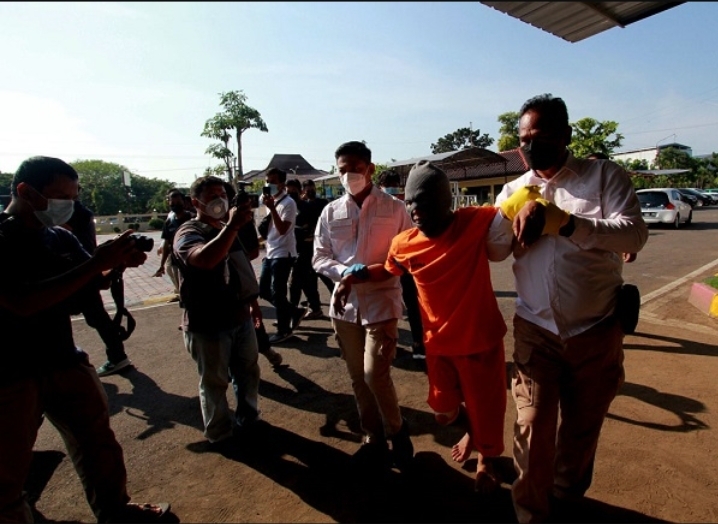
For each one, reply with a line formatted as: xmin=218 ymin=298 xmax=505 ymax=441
xmin=498 ymin=185 xmax=543 ymax=220
xmin=535 ymin=198 xmax=571 ymax=235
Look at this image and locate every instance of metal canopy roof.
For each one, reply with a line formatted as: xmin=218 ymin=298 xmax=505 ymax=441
xmin=632 ymin=168 xmax=691 ymax=176
xmin=386 ymin=147 xmax=507 ymax=175
xmin=479 ymin=2 xmax=685 ymax=43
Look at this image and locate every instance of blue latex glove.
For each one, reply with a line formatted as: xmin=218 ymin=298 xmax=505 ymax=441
xmin=341 ymin=263 xmax=369 ymax=280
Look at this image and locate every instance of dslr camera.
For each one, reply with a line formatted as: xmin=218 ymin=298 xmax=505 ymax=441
xmin=129 ymin=233 xmax=154 ymax=252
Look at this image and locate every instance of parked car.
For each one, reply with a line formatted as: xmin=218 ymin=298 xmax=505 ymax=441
xmin=687 ymin=188 xmax=718 ymax=206
xmin=636 ymin=188 xmax=692 ymax=228
xmin=676 ymin=191 xmax=698 ymax=208
xmin=679 ymin=188 xmax=713 ymax=207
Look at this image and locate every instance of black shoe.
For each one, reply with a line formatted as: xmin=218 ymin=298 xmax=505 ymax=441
xmin=291 ymin=307 xmax=307 ymax=331
xmin=351 ymin=437 xmax=391 ymax=473
xmin=96 ymin=358 xmax=132 ymax=377
xmin=303 ymin=309 xmax=324 ymax=320
xmin=389 ymin=418 xmax=414 ymax=471
xmin=411 ymin=342 xmax=426 ymax=360
xmin=268 ymin=331 xmax=292 ymax=344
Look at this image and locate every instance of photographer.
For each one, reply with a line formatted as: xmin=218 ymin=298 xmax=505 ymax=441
xmin=172 ymin=175 xmax=262 ymax=448
xmin=0 ymin=157 xmax=170 ymax=523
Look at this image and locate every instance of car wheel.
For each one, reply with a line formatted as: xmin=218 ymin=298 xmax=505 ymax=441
xmin=674 ymin=213 xmax=681 ymax=229
xmin=686 ymin=211 xmax=693 ymax=225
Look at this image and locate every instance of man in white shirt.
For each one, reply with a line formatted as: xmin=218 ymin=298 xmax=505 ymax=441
xmin=313 ymin=141 xmax=414 ymax=472
xmin=259 ymin=168 xmax=306 ymax=344
xmin=495 ymin=94 xmax=649 ymax=523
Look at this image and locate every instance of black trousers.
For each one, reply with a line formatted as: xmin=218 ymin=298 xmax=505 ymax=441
xmin=81 ymin=290 xmax=127 ymax=364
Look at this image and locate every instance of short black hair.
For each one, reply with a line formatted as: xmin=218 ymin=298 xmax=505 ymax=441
xmin=190 ymin=175 xmax=225 ymax=199
xmin=335 ymin=141 xmax=372 ymax=164
xmin=519 ymin=94 xmax=570 ymax=132
xmin=378 ymin=169 xmax=401 ymax=188
xmin=302 ymin=179 xmax=316 ymax=188
xmin=265 ymin=167 xmax=287 ymax=183
xmin=12 ymin=156 xmax=78 ymax=197
xmin=285 ymin=178 xmax=301 ymax=190
xmin=587 ymin=151 xmax=610 ymax=160
xmin=167 ymin=188 xmax=184 ymax=199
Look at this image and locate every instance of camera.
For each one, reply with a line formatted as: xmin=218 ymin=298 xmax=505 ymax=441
xmin=231 ymin=189 xmax=250 ymax=208
xmin=262 ymin=186 xmax=272 ymax=196
xmin=129 ymin=233 xmax=154 ymax=252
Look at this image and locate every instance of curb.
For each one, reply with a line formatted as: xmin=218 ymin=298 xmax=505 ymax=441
xmin=688 ymin=282 xmax=718 ymax=318
xmin=103 ymin=294 xmax=179 ymax=312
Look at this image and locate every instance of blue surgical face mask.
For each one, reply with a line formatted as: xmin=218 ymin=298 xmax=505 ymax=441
xmin=382 ymin=187 xmax=401 ymax=195
xmin=265 ymin=183 xmax=279 ymax=196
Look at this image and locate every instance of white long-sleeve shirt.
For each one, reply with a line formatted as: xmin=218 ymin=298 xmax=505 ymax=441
xmin=312 ymin=185 xmax=412 ymax=324
xmin=495 ymin=153 xmax=648 ymax=340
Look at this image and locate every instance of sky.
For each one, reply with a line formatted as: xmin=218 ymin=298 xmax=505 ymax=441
xmin=2 ymin=1 xmax=718 ymax=187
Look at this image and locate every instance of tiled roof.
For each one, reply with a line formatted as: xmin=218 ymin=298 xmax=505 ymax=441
xmin=242 ymin=153 xmax=329 ymax=183
xmin=395 ymin=148 xmax=528 ymax=182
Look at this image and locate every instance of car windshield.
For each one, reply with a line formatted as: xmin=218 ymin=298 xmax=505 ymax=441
xmin=638 ymin=192 xmax=669 ymax=208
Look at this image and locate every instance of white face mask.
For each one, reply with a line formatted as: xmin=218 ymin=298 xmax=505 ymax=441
xmin=35 ymin=198 xmax=75 ymax=227
xmin=25 ymin=185 xmax=76 ymax=227
xmin=340 ymin=172 xmax=367 ymax=196
xmin=200 ymin=197 xmax=228 ymax=220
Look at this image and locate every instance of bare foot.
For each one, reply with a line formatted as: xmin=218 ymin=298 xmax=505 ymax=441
xmin=474 ymin=454 xmax=500 ymax=494
xmin=451 ymin=432 xmax=473 ymax=463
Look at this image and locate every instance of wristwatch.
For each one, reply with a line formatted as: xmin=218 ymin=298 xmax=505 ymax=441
xmin=559 ymin=215 xmax=576 ymax=237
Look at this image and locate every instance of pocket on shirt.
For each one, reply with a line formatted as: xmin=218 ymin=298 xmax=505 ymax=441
xmin=329 ymin=220 xmax=353 ymax=253
xmin=559 ymin=194 xmax=602 ymax=217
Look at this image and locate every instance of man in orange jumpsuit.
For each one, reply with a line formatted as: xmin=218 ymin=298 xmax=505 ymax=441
xmin=333 ymin=160 xmax=514 ymax=491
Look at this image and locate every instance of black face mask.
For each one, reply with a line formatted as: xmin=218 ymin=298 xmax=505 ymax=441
xmin=170 ymin=204 xmax=184 ymax=214
xmin=520 ymin=140 xmax=562 ymax=171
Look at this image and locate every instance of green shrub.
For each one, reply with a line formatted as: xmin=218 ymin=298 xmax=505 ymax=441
xmin=704 ymin=275 xmax=718 ymax=290
xmin=128 ymin=222 xmax=140 ymax=230
xmin=148 ymin=218 xmax=165 ymax=230
xmin=113 ymin=227 xmax=121 ymax=233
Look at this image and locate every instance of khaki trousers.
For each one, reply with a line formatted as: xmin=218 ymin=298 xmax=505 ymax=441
xmin=511 ymin=314 xmax=624 ymax=523
xmin=332 ymin=317 xmax=403 ymax=440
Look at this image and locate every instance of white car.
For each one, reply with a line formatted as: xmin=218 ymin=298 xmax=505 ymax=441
xmin=636 ymin=188 xmax=693 ymax=228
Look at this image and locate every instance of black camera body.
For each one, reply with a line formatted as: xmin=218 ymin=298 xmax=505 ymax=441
xmin=130 ymin=233 xmax=154 ymax=252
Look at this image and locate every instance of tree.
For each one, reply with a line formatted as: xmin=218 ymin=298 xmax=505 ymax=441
xmin=0 ymin=172 xmax=13 ymax=195
xmin=497 ymin=111 xmax=520 ymax=151
xmin=652 ymin=147 xmax=699 ymax=187
xmin=615 ymin=158 xmax=650 ymax=171
xmin=201 ymin=90 xmax=268 ymax=188
xmin=430 ymin=127 xmax=494 ymax=154
xmin=568 ymin=117 xmax=624 ymax=159
xmin=70 ymin=160 xmax=173 ymax=215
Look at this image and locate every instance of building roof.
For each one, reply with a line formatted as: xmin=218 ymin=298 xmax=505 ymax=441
xmin=614 ymin=142 xmax=692 ymax=156
xmin=242 ymin=154 xmax=329 ymax=184
xmin=386 ymin=147 xmax=527 ymax=182
xmin=631 ymin=168 xmax=691 ymax=177
xmin=480 ymin=1 xmax=685 ymax=43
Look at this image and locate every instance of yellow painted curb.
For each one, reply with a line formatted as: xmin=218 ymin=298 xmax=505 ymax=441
xmin=710 ymin=294 xmax=718 ymax=318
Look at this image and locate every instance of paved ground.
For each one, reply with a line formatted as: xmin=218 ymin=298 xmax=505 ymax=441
xmin=28 ymin=239 xmax=718 ymax=523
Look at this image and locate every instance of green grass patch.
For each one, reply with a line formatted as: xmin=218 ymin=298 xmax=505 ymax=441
xmin=704 ymin=275 xmax=718 ymax=290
